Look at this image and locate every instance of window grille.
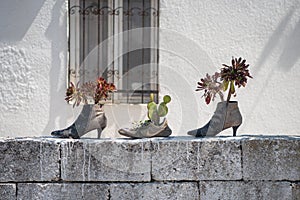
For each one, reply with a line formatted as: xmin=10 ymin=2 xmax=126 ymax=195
xmin=68 ymin=0 xmax=159 ymax=103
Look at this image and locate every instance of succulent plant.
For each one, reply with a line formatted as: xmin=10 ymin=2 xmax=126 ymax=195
xmin=147 ymin=94 xmax=171 ymax=125
xmin=196 ymin=57 xmax=252 ymax=104
xmin=94 ymin=77 xmax=116 ymax=104
xmin=65 ymin=77 xmax=116 ymax=107
xmin=221 ymin=57 xmax=253 ymax=101
xmin=196 ymin=72 xmax=224 ymax=104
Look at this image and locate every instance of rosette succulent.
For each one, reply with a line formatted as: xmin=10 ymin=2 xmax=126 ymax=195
xmin=221 ymin=57 xmax=253 ymax=101
xmin=196 ymin=57 xmax=252 ymax=104
xmin=65 ymin=77 xmax=116 ymax=107
xmin=196 ymin=72 xmax=224 ymax=104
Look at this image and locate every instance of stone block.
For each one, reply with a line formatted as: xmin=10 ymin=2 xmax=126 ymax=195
xmin=0 ymin=138 xmax=60 ymax=182
xmin=61 ymin=139 xmax=151 ymax=182
xmin=151 ymin=137 xmax=242 ymax=181
xmin=17 ymin=183 xmax=109 ymax=200
xmin=200 ymin=181 xmax=292 ymax=200
xmin=0 ymin=184 xmax=16 ymax=200
xmin=110 ymin=182 xmax=199 ymax=200
xmin=242 ymin=136 xmax=300 ymax=180
xmin=292 ymin=182 xmax=300 ymax=200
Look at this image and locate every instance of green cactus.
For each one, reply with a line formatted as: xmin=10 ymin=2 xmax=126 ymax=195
xmin=147 ymin=94 xmax=171 ymax=125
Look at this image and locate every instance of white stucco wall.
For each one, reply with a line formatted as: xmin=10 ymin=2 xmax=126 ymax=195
xmin=0 ymin=0 xmax=300 ymax=137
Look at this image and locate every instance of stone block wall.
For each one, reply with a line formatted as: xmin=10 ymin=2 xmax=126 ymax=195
xmin=0 ymin=136 xmax=299 ymax=200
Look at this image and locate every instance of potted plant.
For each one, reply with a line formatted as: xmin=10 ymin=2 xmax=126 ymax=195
xmin=118 ymin=94 xmax=172 ymax=138
xmin=188 ymin=57 xmax=252 ymax=137
xmin=51 ymin=77 xmax=116 ymax=139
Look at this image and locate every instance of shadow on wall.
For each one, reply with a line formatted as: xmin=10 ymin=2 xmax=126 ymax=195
xmin=0 ymin=0 xmax=44 ymax=42
xmin=43 ymin=0 xmax=69 ymax=135
xmin=276 ymin=18 xmax=300 ymax=71
xmin=249 ymin=3 xmax=300 ymax=122
xmin=255 ymin=5 xmax=300 ymax=74
xmin=253 ymin=5 xmax=300 ymax=98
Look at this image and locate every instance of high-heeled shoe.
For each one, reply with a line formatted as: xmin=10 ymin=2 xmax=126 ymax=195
xmin=118 ymin=119 xmax=172 ymax=139
xmin=187 ymin=101 xmax=242 ymax=137
xmin=51 ymin=104 xmax=107 ymax=139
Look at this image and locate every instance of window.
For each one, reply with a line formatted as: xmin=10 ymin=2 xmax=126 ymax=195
xmin=68 ymin=0 xmax=159 ymax=103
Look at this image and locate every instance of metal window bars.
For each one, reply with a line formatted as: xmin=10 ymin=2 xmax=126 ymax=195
xmin=68 ymin=0 xmax=159 ymax=103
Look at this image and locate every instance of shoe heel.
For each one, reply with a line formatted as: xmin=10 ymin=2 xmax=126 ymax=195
xmin=157 ymin=126 xmax=172 ymax=137
xmin=232 ymin=125 xmax=240 ymax=136
xmin=97 ymin=128 xmax=103 ymax=139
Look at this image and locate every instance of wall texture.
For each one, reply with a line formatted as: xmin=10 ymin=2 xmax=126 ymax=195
xmin=0 ymin=136 xmax=299 ymax=199
xmin=158 ymin=0 xmax=300 ymax=136
xmin=0 ymin=0 xmax=300 ymax=137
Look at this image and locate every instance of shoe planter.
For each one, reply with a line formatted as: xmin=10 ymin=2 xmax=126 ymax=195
xmin=187 ymin=101 xmax=242 ymax=137
xmin=51 ymin=104 xmax=107 ymax=139
xmin=189 ymin=57 xmax=252 ymax=137
xmin=118 ymin=119 xmax=172 ymax=139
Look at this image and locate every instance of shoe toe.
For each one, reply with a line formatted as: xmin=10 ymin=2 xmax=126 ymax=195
xmin=51 ymin=131 xmax=65 ymax=138
xmin=118 ymin=128 xmax=142 ymax=139
xmin=187 ymin=129 xmax=197 ymax=136
xmin=51 ymin=130 xmax=74 ymax=138
xmin=118 ymin=128 xmax=133 ymax=137
xmin=118 ymin=128 xmax=126 ymax=135
xmin=118 ymin=128 xmax=132 ymax=134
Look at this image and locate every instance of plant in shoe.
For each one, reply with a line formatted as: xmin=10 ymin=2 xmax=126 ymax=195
xmin=196 ymin=72 xmax=224 ymax=104
xmin=196 ymin=57 xmax=252 ymax=104
xmin=189 ymin=57 xmax=252 ymax=137
xmin=118 ymin=95 xmax=172 ymax=138
xmin=221 ymin=57 xmax=253 ymax=102
xmin=65 ymin=77 xmax=116 ymax=107
xmin=51 ymin=77 xmax=116 ymax=139
xmin=147 ymin=94 xmax=171 ymax=125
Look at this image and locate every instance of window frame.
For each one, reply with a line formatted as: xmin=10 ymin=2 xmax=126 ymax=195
xmin=67 ymin=0 xmax=160 ymax=104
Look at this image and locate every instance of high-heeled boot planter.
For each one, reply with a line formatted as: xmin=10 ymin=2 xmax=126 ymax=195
xmin=51 ymin=104 xmax=107 ymax=139
xmin=188 ymin=101 xmax=242 ymax=137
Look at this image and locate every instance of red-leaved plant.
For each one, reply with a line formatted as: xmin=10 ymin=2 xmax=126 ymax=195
xmin=196 ymin=57 xmax=252 ymax=104
xmin=65 ymin=77 xmax=116 ymax=107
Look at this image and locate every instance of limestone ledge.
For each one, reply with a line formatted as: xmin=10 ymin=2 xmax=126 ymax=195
xmin=0 ymin=136 xmax=300 ymax=199
xmin=0 ymin=135 xmax=299 ymax=182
